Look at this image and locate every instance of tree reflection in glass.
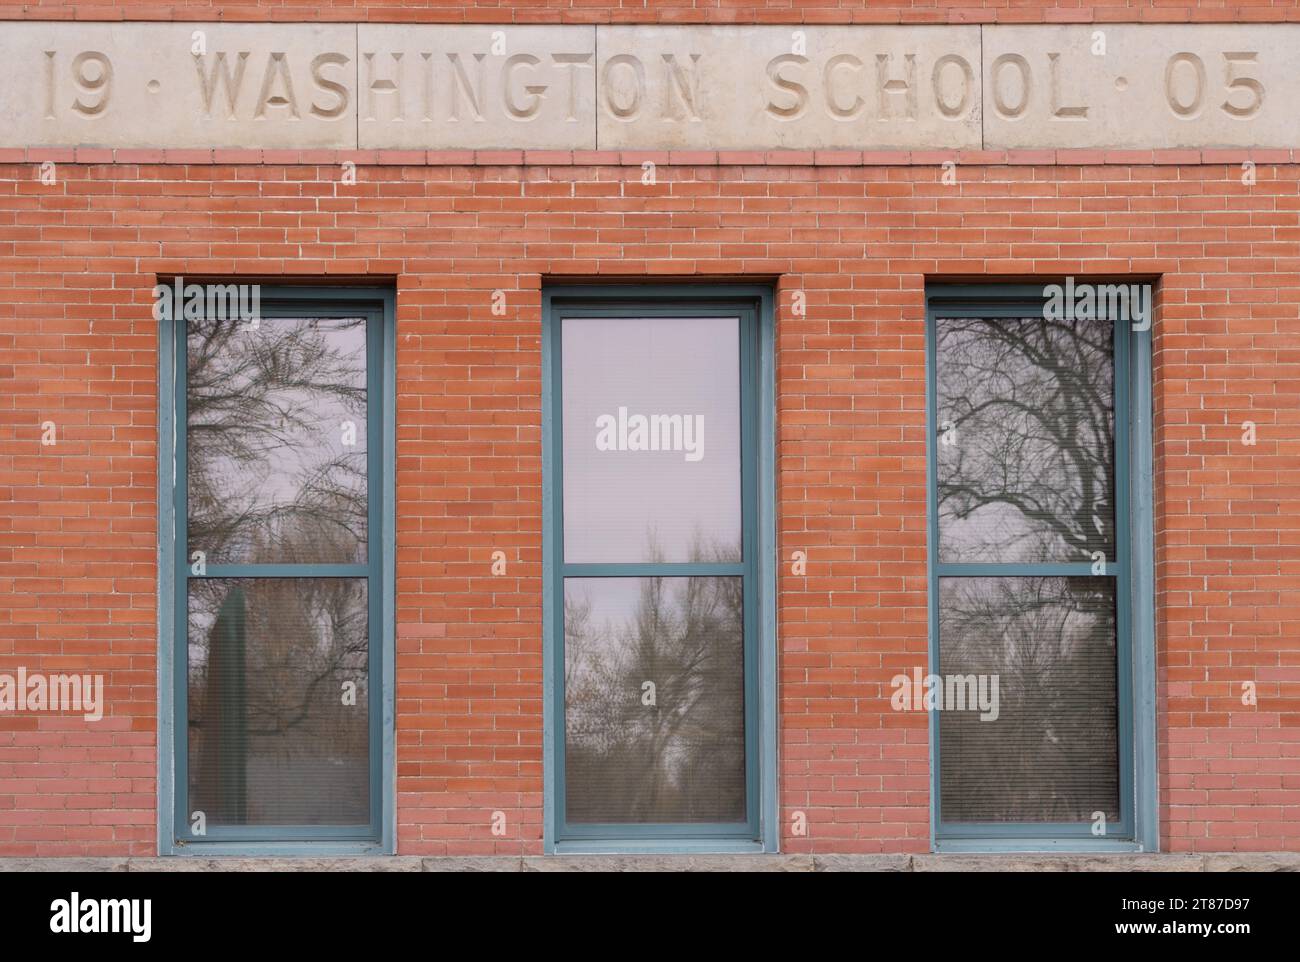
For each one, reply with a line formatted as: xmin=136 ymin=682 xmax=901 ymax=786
xmin=564 ymin=540 xmax=746 ymax=823
xmin=184 ymin=316 xmax=372 ymax=827
xmin=188 ymin=577 xmax=370 ymax=826
xmin=186 ymin=317 xmax=368 ymax=565
xmin=938 ymin=577 xmax=1119 ymax=823
xmin=936 ymin=317 xmax=1115 ymax=563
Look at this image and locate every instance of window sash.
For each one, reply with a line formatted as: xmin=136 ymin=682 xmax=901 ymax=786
xmin=548 ymin=298 xmax=762 ymax=841
xmin=171 ymin=301 xmax=386 ymax=844
xmin=926 ymin=289 xmax=1139 ymax=840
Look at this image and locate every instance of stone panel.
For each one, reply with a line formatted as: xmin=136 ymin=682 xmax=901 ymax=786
xmin=0 ymin=23 xmax=357 ymax=149
xmin=2 ymin=23 xmax=1295 ymax=151
xmin=982 ymin=25 xmax=1300 ymax=149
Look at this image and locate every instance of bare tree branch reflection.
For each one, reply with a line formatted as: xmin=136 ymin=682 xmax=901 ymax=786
xmin=186 ymin=318 xmax=368 ymax=565
xmin=189 ymin=577 xmax=370 ymax=826
xmin=935 ymin=316 xmax=1121 ymax=824
xmin=937 ymin=317 xmax=1114 ymax=563
xmin=185 ymin=317 xmax=372 ymax=826
xmin=564 ymin=535 xmax=745 ymax=824
xmin=938 ymin=577 xmax=1118 ymax=823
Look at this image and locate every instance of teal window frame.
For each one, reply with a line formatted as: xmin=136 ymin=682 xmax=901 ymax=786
xmin=542 ymin=284 xmax=778 ymax=854
xmin=157 ymin=286 xmax=396 ymax=855
xmin=925 ymin=283 xmax=1157 ymax=853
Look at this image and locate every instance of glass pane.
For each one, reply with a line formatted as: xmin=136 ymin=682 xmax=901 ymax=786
xmin=187 ymin=578 xmax=370 ymax=827
xmin=187 ymin=317 xmax=368 ymax=565
xmin=562 ymin=316 xmax=741 ymax=564
xmin=935 ymin=316 xmax=1114 ymax=563
xmin=938 ymin=576 xmax=1119 ymax=823
xmin=564 ymin=576 xmax=746 ymax=824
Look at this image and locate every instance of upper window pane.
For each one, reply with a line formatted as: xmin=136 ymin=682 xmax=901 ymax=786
xmin=935 ymin=316 xmax=1115 ymax=564
xmin=186 ymin=317 xmax=368 ymax=565
xmin=561 ymin=316 xmax=741 ymax=564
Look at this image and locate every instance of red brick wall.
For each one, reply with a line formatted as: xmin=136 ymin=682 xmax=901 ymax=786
xmin=2 ymin=153 xmax=1297 ymax=856
xmin=1 ymin=0 xmax=1297 ymax=858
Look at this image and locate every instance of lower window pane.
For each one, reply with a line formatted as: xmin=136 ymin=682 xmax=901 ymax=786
xmin=187 ymin=578 xmax=370 ymax=827
xmin=938 ymin=576 xmax=1119 ymax=824
xmin=564 ymin=576 xmax=746 ymax=824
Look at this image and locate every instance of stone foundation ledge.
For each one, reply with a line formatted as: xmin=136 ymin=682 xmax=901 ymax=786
xmin=1 ymin=853 xmax=1297 ymax=872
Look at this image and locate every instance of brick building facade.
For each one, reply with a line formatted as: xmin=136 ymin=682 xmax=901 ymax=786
xmin=1 ymin=0 xmax=1298 ymax=862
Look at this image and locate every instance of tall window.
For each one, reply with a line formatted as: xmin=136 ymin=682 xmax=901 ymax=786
xmin=163 ymin=288 xmax=392 ymax=848
xmin=544 ymin=288 xmax=770 ymax=847
xmin=926 ymin=284 xmax=1153 ymax=844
